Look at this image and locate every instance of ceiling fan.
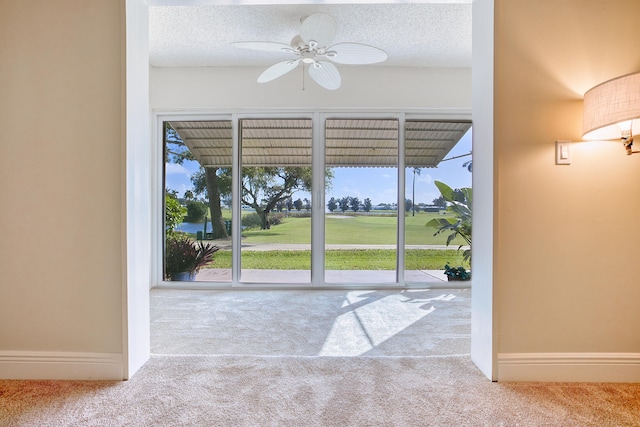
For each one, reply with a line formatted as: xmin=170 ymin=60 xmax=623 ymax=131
xmin=231 ymin=13 xmax=388 ymax=91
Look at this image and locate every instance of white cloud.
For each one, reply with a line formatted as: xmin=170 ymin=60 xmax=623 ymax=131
xmin=416 ymin=173 xmax=433 ymax=184
xmin=419 ymin=191 xmax=439 ymax=204
xmin=370 ymin=188 xmax=398 ymax=204
xmin=165 ymin=162 xmax=191 ymax=177
xmin=339 ymin=186 xmax=363 ymax=199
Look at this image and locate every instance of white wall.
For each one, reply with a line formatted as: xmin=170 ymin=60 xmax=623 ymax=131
xmin=0 ymin=1 xmax=128 ymax=379
xmin=124 ymin=0 xmax=151 ymax=380
xmin=471 ymin=0 xmax=495 ymax=381
xmin=151 ymin=66 xmax=471 ymax=110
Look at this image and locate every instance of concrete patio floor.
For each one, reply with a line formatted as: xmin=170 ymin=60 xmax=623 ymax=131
xmin=195 ymin=268 xmax=453 ymax=284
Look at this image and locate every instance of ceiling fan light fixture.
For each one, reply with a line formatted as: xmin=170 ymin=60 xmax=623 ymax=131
xmin=231 ymin=12 xmax=387 ymax=91
xmin=290 ymin=35 xmax=305 ymax=49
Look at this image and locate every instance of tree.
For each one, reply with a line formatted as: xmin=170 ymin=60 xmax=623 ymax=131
xmin=339 ymin=197 xmax=350 ymax=212
xmin=241 ymin=167 xmax=313 ymax=229
xmin=166 ymin=123 xmax=230 ymax=240
xmin=405 ymin=198 xmax=413 ymax=212
xmin=432 ymin=196 xmax=447 ymax=209
xmin=165 ymin=191 xmax=186 ymax=233
xmin=412 ymin=168 xmax=421 ymax=216
xmin=363 ymin=198 xmax=372 ymax=212
xmin=303 ymin=198 xmax=311 ymax=212
xmin=185 ymin=200 xmax=208 ymax=222
xmin=327 ymin=197 xmax=338 ymax=212
xmin=191 ymin=167 xmax=232 ymax=239
xmin=350 ymin=197 xmax=360 ymax=212
xmin=293 ymin=198 xmax=303 ymax=211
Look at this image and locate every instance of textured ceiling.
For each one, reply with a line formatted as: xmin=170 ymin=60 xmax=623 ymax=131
xmin=149 ymin=2 xmax=472 ymax=68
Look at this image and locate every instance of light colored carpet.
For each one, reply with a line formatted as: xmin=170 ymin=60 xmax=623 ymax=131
xmin=2 ymin=355 xmax=640 ymax=426
xmin=151 ymin=288 xmax=471 ymax=357
xmin=2 ymin=288 xmax=640 ymax=426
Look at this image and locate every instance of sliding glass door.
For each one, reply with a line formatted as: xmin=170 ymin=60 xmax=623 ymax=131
xmin=404 ymin=121 xmax=472 ymax=283
xmin=239 ymin=118 xmax=313 ymax=284
xmin=163 ymin=120 xmax=233 ymax=283
xmin=161 ymin=114 xmax=471 ymax=287
xmin=324 ymin=118 xmax=399 ymax=284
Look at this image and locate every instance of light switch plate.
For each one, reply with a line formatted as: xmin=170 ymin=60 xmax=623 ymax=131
xmin=556 ymin=140 xmax=571 ymax=165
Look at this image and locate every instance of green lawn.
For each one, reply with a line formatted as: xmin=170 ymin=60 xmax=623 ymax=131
xmin=241 ymin=216 xmax=311 ymax=243
xmin=240 ymin=212 xmax=465 ymax=246
xmin=207 ymin=249 xmax=468 ymax=270
xmin=191 ymin=211 xmax=469 ymax=271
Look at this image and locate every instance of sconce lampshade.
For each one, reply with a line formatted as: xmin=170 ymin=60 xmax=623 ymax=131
xmin=582 ymin=72 xmax=640 ymax=140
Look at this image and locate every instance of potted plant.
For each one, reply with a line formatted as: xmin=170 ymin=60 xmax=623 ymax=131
xmin=165 ymin=234 xmax=220 ymax=281
xmin=443 ymin=263 xmax=471 ymax=281
xmin=426 ymin=181 xmax=472 ymax=280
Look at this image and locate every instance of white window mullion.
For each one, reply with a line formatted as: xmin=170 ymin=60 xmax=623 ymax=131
xmin=397 ymin=113 xmax=406 ymax=284
xmin=311 ymin=112 xmax=325 ymax=287
xmin=231 ymin=114 xmax=241 ymax=285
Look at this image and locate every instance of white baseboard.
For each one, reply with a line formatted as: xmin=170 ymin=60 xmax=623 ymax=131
xmin=0 ymin=351 xmax=124 ymax=380
xmin=498 ymin=352 xmax=640 ymax=382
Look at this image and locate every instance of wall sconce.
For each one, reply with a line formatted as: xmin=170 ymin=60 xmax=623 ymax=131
xmin=583 ymin=72 xmax=640 ymax=155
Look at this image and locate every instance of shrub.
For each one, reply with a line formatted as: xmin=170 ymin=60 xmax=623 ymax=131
xmin=269 ymin=212 xmax=285 ymax=226
xmin=426 ymin=181 xmax=472 ymax=264
xmin=242 ymin=212 xmax=286 ymax=229
xmin=287 ymin=211 xmax=311 ymax=218
xmin=166 ymin=195 xmax=186 ymax=233
xmin=165 ymin=234 xmax=220 ymax=280
xmin=185 ymin=200 xmax=208 ymax=222
xmin=241 ymin=213 xmax=263 ymax=229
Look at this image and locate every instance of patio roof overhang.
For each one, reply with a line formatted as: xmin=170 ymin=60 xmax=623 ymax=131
xmin=168 ymin=119 xmax=471 ymax=168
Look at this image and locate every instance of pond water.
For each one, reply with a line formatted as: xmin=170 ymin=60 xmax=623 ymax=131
xmin=175 ymin=221 xmax=211 ymax=235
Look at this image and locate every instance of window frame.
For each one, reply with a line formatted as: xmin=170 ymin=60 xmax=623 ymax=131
xmin=153 ymin=109 xmax=472 ymax=289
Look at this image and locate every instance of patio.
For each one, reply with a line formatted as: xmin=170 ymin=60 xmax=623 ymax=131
xmin=188 ymin=241 xmax=465 ymax=285
xmin=195 ymin=268 xmax=451 ymax=284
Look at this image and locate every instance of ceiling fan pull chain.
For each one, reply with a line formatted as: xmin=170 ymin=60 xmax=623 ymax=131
xmin=302 ymin=62 xmax=305 ymax=91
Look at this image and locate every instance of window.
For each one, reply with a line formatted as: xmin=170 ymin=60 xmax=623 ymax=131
xmin=160 ymin=114 xmax=471 ymax=287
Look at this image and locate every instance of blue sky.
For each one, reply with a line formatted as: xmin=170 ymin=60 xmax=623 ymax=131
xmin=166 ymin=128 xmax=472 ymax=207
xmin=330 ymin=129 xmax=472 ymax=205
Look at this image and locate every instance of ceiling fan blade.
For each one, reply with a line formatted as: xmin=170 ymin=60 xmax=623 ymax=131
xmin=257 ymin=60 xmax=300 ymax=83
xmin=327 ymin=43 xmax=388 ymax=65
xmin=299 ymin=13 xmax=336 ymax=47
xmin=308 ymin=61 xmax=341 ymax=90
xmin=231 ymin=41 xmax=292 ymax=53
